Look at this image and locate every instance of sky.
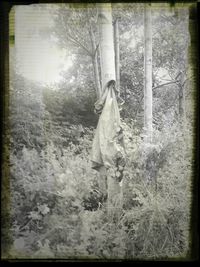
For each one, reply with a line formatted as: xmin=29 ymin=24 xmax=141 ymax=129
xmin=14 ymin=5 xmax=72 ymax=85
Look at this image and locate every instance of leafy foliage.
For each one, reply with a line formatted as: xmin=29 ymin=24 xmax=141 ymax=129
xmin=6 ymin=3 xmax=194 ymax=261
xmin=9 ymin=114 xmax=193 ymax=259
xmin=9 ymin=64 xmax=47 ymax=152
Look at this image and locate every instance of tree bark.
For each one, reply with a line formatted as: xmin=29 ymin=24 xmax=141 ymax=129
xmin=97 ymin=3 xmax=122 ymax=217
xmin=114 ymin=18 xmax=120 ymax=94
xmin=144 ymin=3 xmax=152 ymax=143
xmin=89 ymin=24 xmax=102 ymax=99
xmin=98 ymin=4 xmax=116 ymax=88
xmin=92 ymin=55 xmax=101 ymax=99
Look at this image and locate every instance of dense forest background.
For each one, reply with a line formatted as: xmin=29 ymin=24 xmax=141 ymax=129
xmin=5 ymin=3 xmax=195 ymax=260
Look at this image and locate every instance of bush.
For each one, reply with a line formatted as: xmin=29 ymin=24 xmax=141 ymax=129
xmin=8 ymin=117 xmax=193 ymax=259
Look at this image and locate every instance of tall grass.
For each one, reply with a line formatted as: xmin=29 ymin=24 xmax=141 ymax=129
xmin=8 ymin=120 xmax=193 ymax=260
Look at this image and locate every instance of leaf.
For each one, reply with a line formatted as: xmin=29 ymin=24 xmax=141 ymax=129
xmin=28 ymin=211 xmax=42 ymax=220
xmin=38 ymin=204 xmax=50 ymax=215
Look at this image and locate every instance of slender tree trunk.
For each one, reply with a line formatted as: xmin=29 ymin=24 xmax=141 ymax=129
xmin=144 ymin=3 xmax=152 ymax=143
xmin=114 ymin=18 xmax=120 ymax=94
xmin=178 ymin=8 xmax=189 ymax=122
xmin=144 ymin=3 xmax=155 ymax=188
xmin=92 ymin=56 xmax=101 ymax=99
xmin=86 ymin=6 xmax=101 ymax=99
xmin=97 ymin=41 xmax=102 ymax=91
xmin=98 ymin=3 xmax=121 ymax=217
xmin=89 ymin=24 xmax=102 ymax=98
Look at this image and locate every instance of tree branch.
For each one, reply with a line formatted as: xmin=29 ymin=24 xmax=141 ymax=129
xmin=94 ymin=43 xmax=99 ymax=57
xmin=152 ymin=80 xmax=179 ymax=90
xmin=67 ymin=30 xmax=92 ymax=57
xmin=133 ymin=80 xmax=180 ymax=118
xmin=61 ymin=13 xmax=92 ymax=57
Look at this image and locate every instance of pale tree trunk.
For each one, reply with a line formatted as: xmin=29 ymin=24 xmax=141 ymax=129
xmin=144 ymin=3 xmax=152 ymax=143
xmin=98 ymin=3 xmax=116 ymax=88
xmin=178 ymin=8 xmax=189 ymax=123
xmin=97 ymin=3 xmax=122 ymax=217
xmin=144 ymin=4 xmax=154 ymax=188
xmin=89 ymin=25 xmax=102 ymax=99
xmin=114 ymin=18 xmax=120 ymax=94
xmin=92 ymin=55 xmax=101 ymax=99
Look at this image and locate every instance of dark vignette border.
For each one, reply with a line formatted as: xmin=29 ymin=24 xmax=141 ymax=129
xmin=0 ymin=0 xmax=199 ymax=263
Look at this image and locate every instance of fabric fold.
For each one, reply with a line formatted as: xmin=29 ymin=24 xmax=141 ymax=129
xmin=91 ymin=80 xmax=126 ymax=181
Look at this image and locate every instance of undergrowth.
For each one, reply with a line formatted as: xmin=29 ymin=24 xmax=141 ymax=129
xmin=8 ymin=120 xmax=193 ymax=260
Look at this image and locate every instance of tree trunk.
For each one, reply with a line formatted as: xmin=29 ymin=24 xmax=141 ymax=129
xmin=178 ymin=8 xmax=189 ymax=122
xmin=114 ymin=18 xmax=120 ymax=94
xmin=92 ymin=56 xmax=101 ymax=99
xmin=144 ymin=3 xmax=152 ymax=143
xmin=98 ymin=3 xmax=122 ymax=217
xmin=144 ymin=4 xmax=155 ymax=188
xmin=89 ymin=24 xmax=102 ymax=99
xmin=98 ymin=4 xmax=116 ymax=88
